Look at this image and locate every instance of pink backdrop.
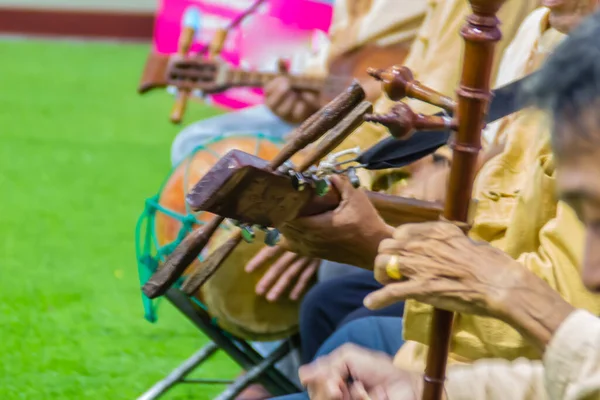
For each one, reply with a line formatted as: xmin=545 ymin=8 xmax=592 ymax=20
xmin=153 ymin=0 xmax=334 ymax=109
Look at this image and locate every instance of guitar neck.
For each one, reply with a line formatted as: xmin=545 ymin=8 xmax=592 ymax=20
xmin=224 ymin=68 xmax=327 ymax=92
xmin=300 ymin=187 xmax=443 ymax=227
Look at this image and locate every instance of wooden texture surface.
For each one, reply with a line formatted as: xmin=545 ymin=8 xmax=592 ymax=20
xmin=421 ymin=2 xmax=505 ymax=399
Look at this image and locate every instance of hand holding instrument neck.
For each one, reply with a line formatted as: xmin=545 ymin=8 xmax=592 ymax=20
xmin=138 ymin=41 xmax=412 ymax=106
xmin=141 ymin=83 xmax=366 ymax=299
xmin=180 ymin=93 xmax=371 ymax=295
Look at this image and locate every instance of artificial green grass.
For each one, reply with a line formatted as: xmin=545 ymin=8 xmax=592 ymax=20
xmin=0 ymin=39 xmax=238 ymax=399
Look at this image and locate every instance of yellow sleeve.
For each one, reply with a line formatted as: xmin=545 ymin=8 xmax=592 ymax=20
xmin=456 ymin=203 xmax=600 ymax=360
xmin=515 ymin=203 xmax=596 ymax=311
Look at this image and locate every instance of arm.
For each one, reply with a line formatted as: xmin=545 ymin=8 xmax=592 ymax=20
xmin=446 ymin=310 xmax=600 ymax=400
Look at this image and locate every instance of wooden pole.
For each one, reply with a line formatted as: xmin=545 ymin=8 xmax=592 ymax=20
xmin=421 ymin=2 xmax=506 ymax=399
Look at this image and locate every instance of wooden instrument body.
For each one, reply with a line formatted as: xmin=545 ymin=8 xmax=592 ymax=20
xmin=154 ymin=135 xmax=305 ymax=340
xmin=186 ymin=149 xmax=443 ymax=228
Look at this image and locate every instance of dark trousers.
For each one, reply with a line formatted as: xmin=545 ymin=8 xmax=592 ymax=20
xmin=272 ymin=316 xmax=405 ymax=400
xmin=299 ymin=269 xmax=405 ymax=364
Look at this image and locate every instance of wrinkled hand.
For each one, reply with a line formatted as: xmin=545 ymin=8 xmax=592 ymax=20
xmin=279 ymin=175 xmax=394 ymax=270
xmin=365 ymin=221 xmax=528 ymax=321
xmin=245 ymin=245 xmax=319 ymax=302
xmin=365 ymin=221 xmax=577 ymax=351
xmin=300 ymin=344 xmax=421 ymax=400
xmin=265 ymin=76 xmax=320 ymax=124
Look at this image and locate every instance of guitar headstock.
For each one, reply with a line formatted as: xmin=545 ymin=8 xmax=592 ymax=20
xmin=186 ymin=149 xmax=340 ymax=227
xmin=167 ymin=56 xmax=230 ymax=94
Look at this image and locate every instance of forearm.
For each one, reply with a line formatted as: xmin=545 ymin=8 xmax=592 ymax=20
xmin=355 ymin=223 xmax=395 ymax=270
xmin=499 ymin=276 xmax=575 ymax=352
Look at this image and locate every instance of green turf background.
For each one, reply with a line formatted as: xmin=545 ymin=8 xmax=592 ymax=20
xmin=0 ymin=39 xmax=239 ymax=399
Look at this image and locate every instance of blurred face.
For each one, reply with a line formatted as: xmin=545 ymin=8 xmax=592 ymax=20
xmin=544 ymin=0 xmax=599 ymax=33
xmin=555 ymin=109 xmax=600 ymax=291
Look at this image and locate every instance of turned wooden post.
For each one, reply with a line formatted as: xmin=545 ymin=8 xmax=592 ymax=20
xmin=421 ymin=2 xmax=505 ymax=399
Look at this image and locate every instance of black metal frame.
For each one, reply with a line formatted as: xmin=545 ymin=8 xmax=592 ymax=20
xmin=137 ymin=288 xmax=301 ymax=399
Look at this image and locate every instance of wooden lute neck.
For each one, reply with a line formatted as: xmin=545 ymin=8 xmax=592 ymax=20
xmin=223 ymin=67 xmax=328 ymax=92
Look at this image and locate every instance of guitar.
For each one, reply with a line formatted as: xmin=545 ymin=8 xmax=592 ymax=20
xmin=138 ymin=42 xmax=411 ymax=106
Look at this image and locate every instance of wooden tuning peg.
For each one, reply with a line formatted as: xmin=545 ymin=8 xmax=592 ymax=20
xmin=170 ymin=22 xmax=198 ymax=124
xmin=364 ymin=103 xmax=457 ymax=139
xmin=367 ymin=66 xmax=456 ymax=113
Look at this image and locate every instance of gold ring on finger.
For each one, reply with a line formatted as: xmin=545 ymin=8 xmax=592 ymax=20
xmin=385 ymin=255 xmax=403 ymax=280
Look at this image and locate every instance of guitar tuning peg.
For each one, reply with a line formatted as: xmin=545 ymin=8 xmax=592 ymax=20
xmin=289 ymin=171 xmax=307 ymax=191
xmin=264 ymin=229 xmax=281 ymax=246
xmin=167 ymin=86 xmax=178 ymax=96
xmin=240 ymin=225 xmax=256 ymax=243
xmin=314 ymin=176 xmax=331 ymax=196
xmin=347 ymin=168 xmax=361 ymax=188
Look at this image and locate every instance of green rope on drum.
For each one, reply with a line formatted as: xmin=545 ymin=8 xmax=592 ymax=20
xmin=134 ymin=132 xmax=283 ymax=325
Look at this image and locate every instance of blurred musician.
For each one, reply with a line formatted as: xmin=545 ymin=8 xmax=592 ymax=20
xmin=170 ymin=0 xmax=429 ymax=167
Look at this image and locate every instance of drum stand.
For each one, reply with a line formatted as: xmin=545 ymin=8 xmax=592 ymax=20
xmin=137 ymin=288 xmax=302 ymax=400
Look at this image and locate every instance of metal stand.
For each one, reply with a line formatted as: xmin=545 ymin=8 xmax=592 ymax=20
xmin=137 ymin=288 xmax=301 ymax=399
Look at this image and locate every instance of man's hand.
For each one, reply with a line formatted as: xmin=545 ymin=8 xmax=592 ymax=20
xmin=279 ymin=175 xmax=394 ymax=270
xmin=299 ymin=344 xmax=421 ymax=400
xmin=365 ymin=222 xmax=575 ymax=351
xmin=244 ymin=245 xmax=319 ymax=302
xmin=265 ymin=76 xmax=320 ymax=124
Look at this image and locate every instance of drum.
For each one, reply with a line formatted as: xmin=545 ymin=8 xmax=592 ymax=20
xmin=136 ymin=133 xmax=306 ymax=341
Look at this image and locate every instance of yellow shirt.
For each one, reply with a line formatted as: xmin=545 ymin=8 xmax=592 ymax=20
xmin=395 ymin=7 xmax=600 ymax=371
xmin=304 ymin=0 xmax=428 ymax=76
xmin=335 ymin=0 xmax=540 ymax=189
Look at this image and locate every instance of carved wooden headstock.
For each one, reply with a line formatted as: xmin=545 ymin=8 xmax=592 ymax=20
xmin=136 ymin=54 xmax=232 ymax=95
xmin=141 ymin=82 xmax=367 ymax=299
xmin=186 ymin=149 xmax=342 ymax=227
xmin=166 ymin=57 xmax=229 ymax=94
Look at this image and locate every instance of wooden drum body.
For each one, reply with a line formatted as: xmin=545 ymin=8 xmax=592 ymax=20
xmin=152 ymin=134 xmax=305 ymax=341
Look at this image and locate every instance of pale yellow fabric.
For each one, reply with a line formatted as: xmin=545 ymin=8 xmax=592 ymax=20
xmin=303 ymin=0 xmax=428 ymax=76
xmin=444 ymin=310 xmax=600 ymax=400
xmin=395 ymin=7 xmax=600 ymax=371
xmin=334 ymin=0 xmax=540 ymax=190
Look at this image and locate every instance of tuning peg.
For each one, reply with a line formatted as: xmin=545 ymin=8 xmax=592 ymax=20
xmin=347 ymin=168 xmax=361 ymax=188
xmin=240 ymin=225 xmax=256 ymax=243
xmin=289 ymin=171 xmax=307 ymax=191
xmin=364 ymin=103 xmax=457 ymax=140
xmin=367 ymin=66 xmax=414 ymax=101
xmin=367 ymin=66 xmax=456 ymax=112
xmin=313 ymin=177 xmax=331 ymax=196
xmin=364 ymin=103 xmax=417 ymax=139
xmin=263 ymin=229 xmax=281 ymax=246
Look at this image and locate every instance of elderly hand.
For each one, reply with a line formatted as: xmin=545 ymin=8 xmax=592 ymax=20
xmin=365 ymin=222 xmax=575 ymax=351
xmin=265 ymin=76 xmax=320 ymax=124
xmin=279 ymin=175 xmax=394 ymax=270
xmin=244 ymin=245 xmax=319 ymax=302
xmin=300 ymin=344 xmax=421 ymax=400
